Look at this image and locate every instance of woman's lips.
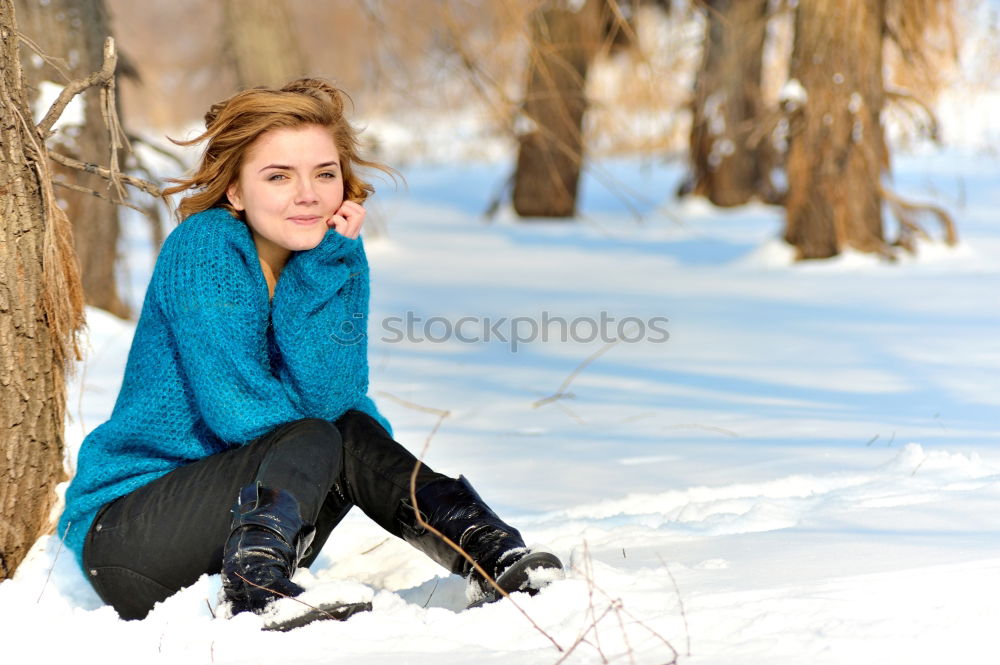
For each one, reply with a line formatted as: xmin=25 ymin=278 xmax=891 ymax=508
xmin=288 ymin=215 xmax=322 ymax=226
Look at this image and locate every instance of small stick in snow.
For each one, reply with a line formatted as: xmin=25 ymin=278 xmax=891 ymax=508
xmin=533 ymin=338 xmax=621 ymax=409
xmin=360 ymin=538 xmax=390 ymax=555
xmin=422 ymin=579 xmax=440 ymax=609
xmin=663 ymin=423 xmax=739 ymax=438
xmin=658 ymin=554 xmax=691 ymax=658
xmin=37 ymin=521 xmax=71 ymax=604
xmin=399 ymin=398 xmax=567 ymax=654
xmin=232 ymin=572 xmax=341 ymax=622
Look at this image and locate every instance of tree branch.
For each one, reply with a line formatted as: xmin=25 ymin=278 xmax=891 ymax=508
xmin=880 ymin=184 xmax=958 ymax=246
xmin=52 ymin=179 xmax=147 ymax=216
xmin=49 ymin=151 xmax=163 ymax=199
xmin=383 ymin=393 xmax=565 ymax=653
xmin=37 ymin=37 xmax=117 ymax=138
xmin=16 ymin=31 xmax=71 ymax=82
xmin=885 ymin=87 xmax=941 ymax=143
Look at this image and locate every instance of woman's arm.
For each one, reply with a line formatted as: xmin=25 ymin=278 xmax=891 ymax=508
xmin=270 ymin=227 xmax=371 ymax=420
xmin=154 ymin=210 xmax=305 ymax=444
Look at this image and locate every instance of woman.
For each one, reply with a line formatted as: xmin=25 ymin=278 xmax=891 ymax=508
xmin=58 ymin=79 xmax=561 ymax=621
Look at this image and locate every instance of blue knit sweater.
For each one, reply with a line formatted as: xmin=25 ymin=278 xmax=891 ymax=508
xmin=59 ymin=207 xmax=391 ymax=569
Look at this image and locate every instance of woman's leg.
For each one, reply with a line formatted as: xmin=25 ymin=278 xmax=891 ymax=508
xmin=83 ymin=418 xmax=343 ymax=620
xmin=325 ymin=409 xmax=448 ymax=538
xmin=326 ymin=410 xmax=562 ymax=601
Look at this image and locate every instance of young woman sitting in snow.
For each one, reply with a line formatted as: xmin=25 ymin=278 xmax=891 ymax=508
xmin=58 ymin=78 xmax=562 ymax=621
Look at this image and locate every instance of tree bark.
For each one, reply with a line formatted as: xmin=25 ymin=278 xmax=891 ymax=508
xmin=1 ymin=0 xmax=82 ymax=581
xmin=16 ymin=0 xmax=130 ymax=318
xmin=223 ymin=0 xmax=306 ymax=89
xmin=686 ymin=0 xmax=773 ymax=207
xmin=512 ymin=0 xmax=601 ymax=219
xmin=784 ymin=0 xmax=887 ymax=259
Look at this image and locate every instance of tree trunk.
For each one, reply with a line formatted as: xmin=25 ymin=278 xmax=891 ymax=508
xmin=784 ymin=0 xmax=887 ymax=259
xmin=223 ymin=0 xmax=306 ymax=89
xmin=16 ymin=0 xmax=130 ymax=318
xmin=512 ymin=0 xmax=601 ymax=219
xmin=1 ymin=0 xmax=84 ymax=581
xmin=686 ymin=0 xmax=772 ymax=207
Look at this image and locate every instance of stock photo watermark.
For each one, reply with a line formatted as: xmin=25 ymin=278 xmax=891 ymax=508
xmin=332 ymin=311 xmax=670 ymax=352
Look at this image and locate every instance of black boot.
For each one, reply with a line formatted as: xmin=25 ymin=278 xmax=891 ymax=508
xmin=396 ymin=476 xmax=563 ymax=604
xmin=221 ymin=483 xmax=316 ymax=615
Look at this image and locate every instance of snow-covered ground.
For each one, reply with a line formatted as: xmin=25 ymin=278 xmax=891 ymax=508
xmin=2 ymin=144 xmax=999 ymax=664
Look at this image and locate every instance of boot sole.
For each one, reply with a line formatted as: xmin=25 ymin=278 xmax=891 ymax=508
xmin=262 ymin=600 xmax=372 ymax=631
xmin=468 ymin=551 xmax=564 ymax=608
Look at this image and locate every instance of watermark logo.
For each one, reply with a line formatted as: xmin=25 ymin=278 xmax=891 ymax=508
xmin=338 ymin=311 xmax=671 ymax=352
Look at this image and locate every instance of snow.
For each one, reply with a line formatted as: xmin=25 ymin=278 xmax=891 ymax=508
xmin=779 ymin=79 xmax=808 ymax=108
xmin=2 ymin=146 xmax=998 ymax=664
xmin=8 ymin=15 xmax=1000 ymax=654
xmin=32 ymin=80 xmax=86 ymax=132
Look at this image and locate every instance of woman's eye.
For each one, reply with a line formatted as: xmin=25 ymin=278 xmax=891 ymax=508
xmin=267 ymin=173 xmax=287 ymax=181
xmin=318 ymin=172 xmax=337 ymax=179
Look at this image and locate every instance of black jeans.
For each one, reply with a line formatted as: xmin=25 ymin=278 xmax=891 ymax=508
xmin=82 ymin=410 xmax=446 ymax=620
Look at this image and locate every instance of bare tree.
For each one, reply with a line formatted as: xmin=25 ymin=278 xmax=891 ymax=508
xmin=16 ymin=0 xmax=131 ymax=318
xmin=223 ymin=0 xmax=306 ymax=89
xmin=1 ymin=0 xmax=85 ymax=580
xmin=512 ymin=0 xmax=602 ymax=218
xmin=783 ymin=0 xmax=957 ymax=259
xmin=684 ymin=0 xmax=775 ymax=207
xmin=1 ymin=1 xmax=161 ymax=580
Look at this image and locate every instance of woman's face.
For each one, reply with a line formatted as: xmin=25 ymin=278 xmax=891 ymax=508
xmin=226 ymin=124 xmax=344 ymax=259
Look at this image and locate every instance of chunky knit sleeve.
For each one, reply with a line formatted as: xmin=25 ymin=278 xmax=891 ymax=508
xmin=154 ymin=209 xmax=304 ymax=444
xmin=270 ymin=228 xmax=371 ymax=420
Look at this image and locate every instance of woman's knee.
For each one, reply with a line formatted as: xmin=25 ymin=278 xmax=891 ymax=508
xmin=255 ymin=418 xmax=344 ymax=497
xmin=334 ymin=410 xmax=392 ymax=452
xmin=267 ymin=418 xmax=342 ymax=458
xmin=278 ymin=417 xmax=342 ymax=439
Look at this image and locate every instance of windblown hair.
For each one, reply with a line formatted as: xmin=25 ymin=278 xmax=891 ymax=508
xmin=163 ymin=78 xmax=394 ymax=221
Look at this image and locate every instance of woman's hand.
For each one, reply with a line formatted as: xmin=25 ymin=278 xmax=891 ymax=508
xmin=327 ymin=200 xmax=365 ymax=239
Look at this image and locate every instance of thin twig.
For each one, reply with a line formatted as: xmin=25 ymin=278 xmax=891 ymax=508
xmin=592 ymin=581 xmax=680 ymax=665
xmin=533 ymin=338 xmax=621 ymax=408
xmin=16 ymin=31 xmax=71 ymax=82
xmin=398 ymin=398 xmax=566 ymax=653
xmin=582 ymin=540 xmax=609 ymax=664
xmin=422 ymin=578 xmax=440 ymax=609
xmin=554 ymin=399 xmax=586 ymax=424
xmin=554 ymin=604 xmax=616 ymax=665
xmin=37 ymin=522 xmax=71 ymax=603
xmin=663 ymin=423 xmax=740 ymax=438
xmin=52 ymin=179 xmax=148 ymax=216
xmin=37 ymin=37 xmax=117 ymax=138
xmin=880 ymin=184 xmax=958 ymax=246
xmin=611 ymin=598 xmax=638 ymax=665
xmin=231 ymin=571 xmax=340 ymax=622
xmin=360 ymin=538 xmax=390 ymax=555
xmin=126 ymin=132 xmax=187 ymax=170
xmin=658 ymin=555 xmax=691 ymax=658
xmin=49 ymin=151 xmax=163 ymax=198
xmin=885 ymin=87 xmax=941 ymax=143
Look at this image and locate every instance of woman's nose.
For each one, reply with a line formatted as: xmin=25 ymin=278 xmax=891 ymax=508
xmin=295 ymin=179 xmax=319 ymax=204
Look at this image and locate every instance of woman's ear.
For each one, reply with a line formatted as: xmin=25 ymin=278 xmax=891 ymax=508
xmin=226 ymin=182 xmax=244 ymax=211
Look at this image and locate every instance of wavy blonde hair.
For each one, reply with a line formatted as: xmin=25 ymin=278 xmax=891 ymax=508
xmin=163 ymin=79 xmax=394 ymax=221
